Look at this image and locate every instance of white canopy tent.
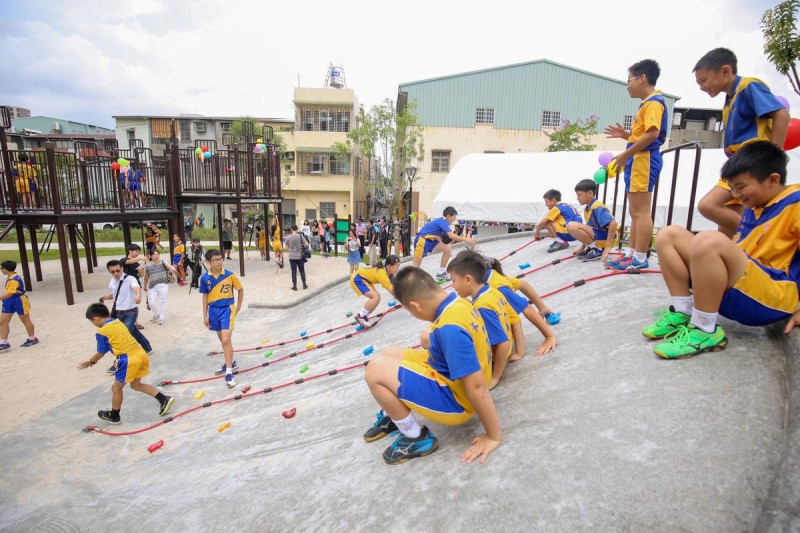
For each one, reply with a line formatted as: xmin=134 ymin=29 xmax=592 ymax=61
xmin=432 ymin=149 xmax=800 ymax=231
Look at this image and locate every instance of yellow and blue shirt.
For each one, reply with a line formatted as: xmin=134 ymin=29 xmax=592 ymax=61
xmin=416 ymin=217 xmax=451 ymax=241
xmin=427 ymin=292 xmax=491 ymax=383
xmin=96 ymin=318 xmax=146 ymax=358
xmin=172 ymin=242 xmax=185 ymax=265
xmin=627 ymin=91 xmax=667 ymax=151
xmin=199 ymin=269 xmax=243 ymax=306
xmin=472 ymin=284 xmax=512 ymax=348
xmin=2 ymin=274 xmax=30 ymax=315
xmin=723 ymin=76 xmax=785 ymax=157
xmin=545 ymin=203 xmax=581 ymax=233
xmin=351 ymin=266 xmax=393 ymax=292
xmin=484 ymin=269 xmax=527 ymax=316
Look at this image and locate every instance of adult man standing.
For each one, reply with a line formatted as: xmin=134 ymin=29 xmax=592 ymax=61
xmin=120 ymin=244 xmax=147 ymax=330
xmin=99 ymin=260 xmax=153 ymax=371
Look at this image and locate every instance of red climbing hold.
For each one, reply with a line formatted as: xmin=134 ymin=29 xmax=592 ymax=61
xmin=148 ymin=440 xmax=164 ymax=453
xmin=282 ymin=408 xmax=297 ymax=419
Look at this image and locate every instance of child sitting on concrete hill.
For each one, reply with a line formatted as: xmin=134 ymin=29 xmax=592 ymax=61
xmin=535 ymin=189 xmax=582 ymax=253
xmin=567 ymin=179 xmax=619 ymax=263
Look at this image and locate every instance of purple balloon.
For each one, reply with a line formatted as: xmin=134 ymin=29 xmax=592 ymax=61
xmin=598 ymin=151 xmax=614 ymax=167
xmin=776 ymin=95 xmax=791 ymax=112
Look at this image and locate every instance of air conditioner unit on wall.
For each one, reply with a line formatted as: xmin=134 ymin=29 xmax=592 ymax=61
xmin=283 ymin=152 xmax=294 ymax=160
xmin=194 ymin=122 xmax=206 ymax=133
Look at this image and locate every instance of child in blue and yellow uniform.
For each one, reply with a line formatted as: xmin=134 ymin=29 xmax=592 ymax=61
xmin=643 ymin=142 xmax=800 ymax=358
xmin=171 ymin=233 xmax=186 ymax=286
xmin=77 ymin=303 xmax=174 ymax=424
xmin=350 ymin=255 xmax=401 ymax=328
xmin=411 ymin=206 xmax=477 ymax=279
xmin=363 ymin=267 xmax=501 ymax=465
xmin=448 ymin=250 xmax=514 ymax=389
xmin=200 ymin=249 xmax=244 ymax=388
xmin=694 ymin=48 xmax=790 ymax=238
xmin=0 ymin=260 xmax=37 ymax=350
xmin=534 ymin=189 xmax=582 ymax=253
xmin=604 ymin=59 xmax=667 ymax=271
xmin=14 ymin=154 xmax=38 ymax=210
xmin=567 ymin=179 xmax=619 ymax=263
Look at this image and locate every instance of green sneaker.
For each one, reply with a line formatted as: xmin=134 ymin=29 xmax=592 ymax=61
xmin=653 ymin=325 xmax=728 ymax=359
xmin=641 ymin=306 xmax=690 ymax=339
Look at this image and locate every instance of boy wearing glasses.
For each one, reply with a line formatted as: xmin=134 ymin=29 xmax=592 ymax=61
xmin=199 ymin=250 xmax=244 ymax=389
xmin=604 ymin=59 xmax=667 ymax=271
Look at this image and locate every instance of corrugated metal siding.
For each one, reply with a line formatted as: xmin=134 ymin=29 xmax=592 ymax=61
xmin=399 ymin=61 xmax=678 ymax=131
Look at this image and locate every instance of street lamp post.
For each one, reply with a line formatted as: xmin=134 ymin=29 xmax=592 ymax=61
xmin=404 ymin=166 xmax=417 ymax=257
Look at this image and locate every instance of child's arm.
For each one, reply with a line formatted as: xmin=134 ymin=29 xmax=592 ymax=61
xmin=784 ymin=309 xmax=800 ymax=335
xmin=612 ymin=128 xmax=659 ymax=171
xmin=604 ymin=122 xmax=630 ymax=141
xmin=202 ymin=294 xmax=210 ymax=328
xmin=235 ymin=288 xmax=244 ymax=314
xmin=524 ymin=309 xmax=557 ymax=355
xmin=0 ymin=291 xmax=13 ymax=301
xmin=601 ymin=220 xmax=619 ymax=262
xmin=445 ymin=231 xmax=477 ymax=245
xmin=77 ymin=351 xmax=106 ymax=370
xmin=142 ymin=270 xmax=149 ymax=292
xmin=518 ymin=280 xmax=551 ymax=316
xmin=460 ymin=371 xmax=502 ymax=464
xmin=770 ymin=108 xmax=790 ymax=148
xmin=533 ymin=217 xmax=549 ymax=239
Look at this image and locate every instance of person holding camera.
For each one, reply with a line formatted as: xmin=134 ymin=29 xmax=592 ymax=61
xmin=285 ymin=225 xmax=310 ymax=291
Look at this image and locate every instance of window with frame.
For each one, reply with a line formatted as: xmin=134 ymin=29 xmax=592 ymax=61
xmin=541 ymin=110 xmax=561 ymax=128
xmin=221 ymin=122 xmax=232 ymax=131
xmin=320 ymin=202 xmax=336 ymax=219
xmin=432 ymin=150 xmax=451 ymax=172
xmin=127 ymin=129 xmax=135 ymax=141
xmin=475 ymin=107 xmax=494 ymax=125
xmin=307 ymin=155 xmax=324 ymax=173
xmin=297 ymin=107 xmax=351 ymax=132
xmin=623 ymin=115 xmax=634 ymax=131
xmin=179 ymin=120 xmax=191 ymax=140
xmin=329 ymin=154 xmax=350 ymax=175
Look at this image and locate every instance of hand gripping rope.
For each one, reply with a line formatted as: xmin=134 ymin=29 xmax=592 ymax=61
xmin=82 ymin=267 xmax=662 ymax=437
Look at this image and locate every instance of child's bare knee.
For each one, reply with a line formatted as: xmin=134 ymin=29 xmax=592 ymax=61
xmin=691 ymin=231 xmax=730 ymax=256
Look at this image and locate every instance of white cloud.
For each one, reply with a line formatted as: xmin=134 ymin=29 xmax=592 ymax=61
xmin=1 ymin=0 xmax=797 ymax=127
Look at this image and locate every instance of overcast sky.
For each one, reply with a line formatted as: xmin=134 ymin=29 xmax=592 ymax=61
xmin=0 ymin=0 xmax=795 ymax=128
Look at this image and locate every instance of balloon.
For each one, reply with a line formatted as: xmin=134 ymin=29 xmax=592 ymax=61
xmin=201 ymin=145 xmax=209 ymax=152
xmin=120 ymin=165 xmax=130 ymax=174
xmin=593 ymin=168 xmax=607 ymax=184
xmin=409 ymin=214 xmax=416 ymax=220
xmin=253 ymin=144 xmax=262 ymax=153
xmin=598 ymin=151 xmax=614 ymax=167
xmin=784 ymin=118 xmax=800 ymax=151
xmin=776 ymin=95 xmax=791 ymax=112
xmin=110 ymin=162 xmax=120 ymax=170
xmin=117 ymin=157 xmax=129 ymax=167
xmin=204 ymin=151 xmax=212 ymax=159
xmin=256 ymin=138 xmax=263 ymax=143
xmin=195 ymin=147 xmax=202 ymax=155
xmin=260 ymin=143 xmax=267 ymax=152
xmin=197 ymin=153 xmax=204 ymax=161
xmin=607 ymin=160 xmax=619 ymax=178
xmin=225 ymin=167 xmax=231 ymax=173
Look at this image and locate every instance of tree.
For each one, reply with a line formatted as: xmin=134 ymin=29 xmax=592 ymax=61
xmin=544 ymin=115 xmax=599 ymax=152
xmin=761 ymin=0 xmax=800 ymax=96
xmin=333 ymin=99 xmax=424 ymax=220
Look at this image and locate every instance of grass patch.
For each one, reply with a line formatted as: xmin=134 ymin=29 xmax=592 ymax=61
xmin=0 ymin=248 xmax=128 ymax=263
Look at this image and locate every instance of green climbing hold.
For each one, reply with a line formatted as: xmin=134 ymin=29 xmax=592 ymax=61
xmin=264 ymin=351 xmax=274 ymax=358
xmin=300 ymin=365 xmax=309 ymax=373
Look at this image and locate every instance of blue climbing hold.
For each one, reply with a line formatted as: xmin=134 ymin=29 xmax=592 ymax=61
xmin=518 ymin=262 xmax=531 ymax=269
xmin=545 ymin=312 xmax=561 ymax=325
xmin=387 ymin=301 xmax=397 ymax=307
xmin=355 ymin=324 xmax=364 ymax=331
xmin=363 ymin=345 xmax=374 ymax=356
xmin=300 ymin=331 xmax=307 ymax=337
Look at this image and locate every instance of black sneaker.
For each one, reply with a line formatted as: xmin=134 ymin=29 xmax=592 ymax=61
xmin=302 ymin=284 xmax=308 ymax=290
xmin=382 ymin=426 xmax=439 ymax=465
xmin=107 ymin=365 xmax=116 ymax=374
xmin=363 ymin=410 xmax=398 ymax=442
xmin=97 ymin=410 xmax=121 ymax=425
xmin=159 ymin=396 xmax=175 ymax=416
xmin=291 ymin=286 xmax=297 ymax=291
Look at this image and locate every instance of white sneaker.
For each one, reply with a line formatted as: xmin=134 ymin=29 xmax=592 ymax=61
xmin=158 ymin=317 xmax=164 ymax=325
xmin=225 ymin=373 xmax=237 ymax=389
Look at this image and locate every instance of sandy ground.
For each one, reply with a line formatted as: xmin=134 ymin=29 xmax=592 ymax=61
xmin=0 ymin=249 xmax=351 ymax=434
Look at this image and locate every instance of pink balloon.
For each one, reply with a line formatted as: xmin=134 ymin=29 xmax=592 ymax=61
xmin=776 ymin=95 xmax=791 ymax=112
xmin=598 ymin=151 xmax=614 ymax=167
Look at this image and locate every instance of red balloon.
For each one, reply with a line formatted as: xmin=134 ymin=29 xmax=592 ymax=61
xmin=784 ymin=118 xmax=800 ymax=151
xmin=110 ymin=162 xmax=120 ymax=170
xmin=201 ymin=145 xmax=209 ymax=152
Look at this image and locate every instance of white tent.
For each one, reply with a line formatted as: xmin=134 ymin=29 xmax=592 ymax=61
xmin=433 ymin=149 xmax=800 ymax=231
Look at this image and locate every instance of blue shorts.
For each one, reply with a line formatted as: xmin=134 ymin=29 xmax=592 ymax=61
xmin=2 ymin=295 xmax=29 ymax=315
xmin=624 ymin=149 xmax=662 ymax=193
xmin=556 ymin=231 xmax=576 ymax=242
xmin=172 ymin=254 xmax=182 ymax=265
xmin=413 ymin=236 xmax=439 ymax=260
xmin=719 ymin=259 xmax=798 ymax=326
xmin=208 ymin=304 xmax=236 ymax=331
xmin=497 ymin=286 xmax=529 ymax=314
xmin=349 ymin=274 xmax=372 ymax=296
xmin=129 ymin=183 xmax=141 ymax=192
xmin=397 ymin=349 xmax=473 ymax=426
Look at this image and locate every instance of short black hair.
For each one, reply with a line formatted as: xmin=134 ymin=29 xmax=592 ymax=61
xmin=443 ymin=206 xmax=458 ymax=217
xmin=19 ymin=154 xmax=29 ymax=163
xmin=205 ymin=249 xmax=223 ymax=261
xmin=543 ymin=189 xmax=562 ymax=201
xmin=291 ymin=224 xmax=298 ymax=231
xmin=629 ymin=59 xmax=660 ymax=85
xmin=191 ymin=237 xmax=200 ymax=243
xmin=393 ymin=267 xmax=440 ymax=305
xmin=447 ymin=249 xmax=486 ymax=281
xmin=1 ymin=260 xmax=17 ymax=271
xmin=575 ymin=179 xmax=598 ymax=195
xmin=106 ymin=259 xmax=123 ymax=270
xmin=720 ymin=141 xmax=788 ymax=184
xmin=126 ymin=244 xmax=140 ymax=252
xmin=694 ymin=48 xmax=737 ymax=74
xmin=85 ymin=302 xmax=111 ymax=320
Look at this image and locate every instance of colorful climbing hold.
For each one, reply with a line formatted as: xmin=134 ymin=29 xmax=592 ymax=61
xmin=299 ymin=365 xmax=309 ymax=373
xmin=147 ymin=440 xmax=164 ymax=454
xmin=264 ymin=351 xmax=274 ymax=358
xmin=194 ymin=390 xmax=205 ymax=400
xmin=387 ymin=301 xmax=397 ymax=307
xmin=300 ymin=331 xmax=307 ymax=337
xmin=545 ymin=312 xmax=562 ymax=325
xmin=242 ymin=385 xmax=251 ymax=394
xmin=260 ymin=338 xmax=270 ymax=345
xmin=306 ymin=341 xmax=315 ymax=350
xmin=355 ymin=324 xmax=364 ymax=331
xmin=217 ymin=421 xmax=231 ymax=433
xmin=518 ymin=262 xmax=531 ymax=269
xmin=363 ymin=345 xmax=374 ymax=356
xmin=346 ymin=311 xmax=353 ymax=317
xmin=282 ymin=408 xmax=297 ymax=419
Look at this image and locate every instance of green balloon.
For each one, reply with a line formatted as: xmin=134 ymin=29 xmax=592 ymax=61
xmin=195 ymin=147 xmax=203 ymax=155
xmin=593 ymin=167 xmax=607 ymax=184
